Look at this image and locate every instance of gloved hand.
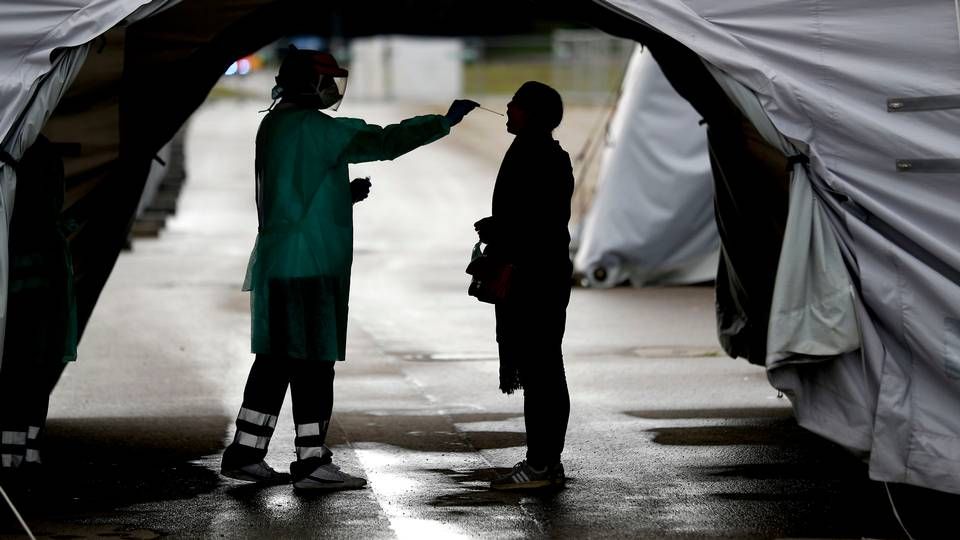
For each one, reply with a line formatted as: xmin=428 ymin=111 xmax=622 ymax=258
xmin=474 ymin=216 xmax=498 ymax=244
xmin=445 ymin=99 xmax=480 ymax=126
xmin=351 ymin=177 xmax=371 ymax=203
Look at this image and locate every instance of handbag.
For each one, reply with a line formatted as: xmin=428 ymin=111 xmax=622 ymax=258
xmin=465 ymin=242 xmax=514 ymax=304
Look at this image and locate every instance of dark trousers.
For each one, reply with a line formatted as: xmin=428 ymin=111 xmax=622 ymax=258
xmin=496 ymin=269 xmax=571 ymax=469
xmin=0 ymin=356 xmax=52 ymax=469
xmin=224 ymin=354 xmax=335 ymax=466
xmin=518 ymin=348 xmax=570 ymax=469
xmin=0 ymin=283 xmax=64 ymax=469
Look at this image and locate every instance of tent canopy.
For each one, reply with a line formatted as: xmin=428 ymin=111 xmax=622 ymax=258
xmin=2 ymin=0 xmax=958 ymax=495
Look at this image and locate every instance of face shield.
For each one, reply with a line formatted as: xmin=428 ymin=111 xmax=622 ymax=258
xmin=269 ymin=48 xmax=350 ymax=111
xmin=314 ymin=75 xmax=348 ymax=111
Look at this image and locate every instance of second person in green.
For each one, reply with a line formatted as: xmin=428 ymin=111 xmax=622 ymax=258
xmin=221 ymin=47 xmax=478 ymax=490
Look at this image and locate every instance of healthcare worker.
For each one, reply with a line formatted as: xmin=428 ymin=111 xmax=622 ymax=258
xmin=0 ymin=135 xmax=78 ymax=476
xmin=221 ymin=47 xmax=478 ymax=490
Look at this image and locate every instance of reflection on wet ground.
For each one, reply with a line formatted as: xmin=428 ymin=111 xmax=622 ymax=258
xmin=3 ymin=404 xmax=955 ymax=538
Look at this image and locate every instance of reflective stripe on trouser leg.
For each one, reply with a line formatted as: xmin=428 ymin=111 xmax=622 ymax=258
xmin=234 ymin=430 xmax=270 ymax=450
xmin=1 ymin=454 xmax=23 ymax=468
xmin=1 ymin=431 xmax=26 ymax=446
xmin=238 ymin=407 xmax=278 ymax=429
xmin=1 ymin=431 xmax=28 ymax=468
xmin=233 ymin=407 xmax=277 ymax=450
xmin=295 ymin=421 xmax=330 ymax=460
xmin=295 ymin=422 xmax=322 ymax=437
xmin=25 ymin=426 xmax=41 ymax=464
xmin=297 ymin=444 xmax=332 ymax=461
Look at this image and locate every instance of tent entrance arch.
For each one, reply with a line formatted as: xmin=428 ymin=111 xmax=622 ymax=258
xmin=2 ymin=0 xmax=958 ymax=502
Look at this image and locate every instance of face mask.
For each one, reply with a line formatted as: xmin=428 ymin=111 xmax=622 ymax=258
xmin=316 ymin=82 xmax=344 ymax=110
xmin=266 ymin=71 xmax=347 ymax=112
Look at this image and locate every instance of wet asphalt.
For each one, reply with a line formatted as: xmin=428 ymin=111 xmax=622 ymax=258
xmin=0 ymin=96 xmax=954 ymax=539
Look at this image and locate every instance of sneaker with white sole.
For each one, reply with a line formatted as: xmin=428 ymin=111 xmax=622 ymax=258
xmin=293 ymin=462 xmax=367 ymax=491
xmin=490 ymin=460 xmax=565 ymax=490
xmin=221 ymin=460 xmax=291 ymax=485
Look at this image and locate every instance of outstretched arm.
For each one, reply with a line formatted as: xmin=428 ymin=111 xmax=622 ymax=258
xmin=337 ymin=100 xmax=479 ymax=164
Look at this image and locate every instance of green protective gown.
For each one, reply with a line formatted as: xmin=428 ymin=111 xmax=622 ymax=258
xmin=243 ymin=105 xmax=451 ymax=361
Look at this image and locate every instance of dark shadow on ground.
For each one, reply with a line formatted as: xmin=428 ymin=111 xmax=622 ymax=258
xmin=327 ymin=412 xmax=525 ymax=452
xmin=0 ymin=415 xmax=228 ymax=534
xmin=428 ymin=467 xmax=566 ymax=509
xmin=626 ymin=409 xmax=957 ymax=539
xmin=647 ymin=420 xmax=812 ymax=446
xmin=626 ymin=407 xmax=792 ymax=420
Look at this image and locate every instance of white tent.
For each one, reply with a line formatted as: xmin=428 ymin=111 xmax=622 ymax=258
xmin=590 ymin=0 xmax=960 ymax=494
xmin=575 ymin=45 xmax=717 ymax=287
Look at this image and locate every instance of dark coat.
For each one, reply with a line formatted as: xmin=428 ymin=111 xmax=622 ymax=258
xmin=486 ymin=133 xmax=574 ymax=393
xmin=488 ymin=133 xmax=574 ymax=277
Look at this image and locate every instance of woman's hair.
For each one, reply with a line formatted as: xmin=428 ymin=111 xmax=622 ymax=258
xmin=514 ymin=81 xmax=564 ymax=132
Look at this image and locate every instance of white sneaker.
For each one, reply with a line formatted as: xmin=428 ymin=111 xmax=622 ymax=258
xmin=293 ymin=462 xmax=367 ymax=491
xmin=221 ymin=460 xmax=291 ymax=485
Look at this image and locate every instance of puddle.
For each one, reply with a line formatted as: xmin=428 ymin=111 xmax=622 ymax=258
xmin=625 ymin=408 xmax=791 ymax=420
xmin=401 ymin=352 xmax=499 ymax=363
xmin=631 ymin=346 xmax=725 ymax=358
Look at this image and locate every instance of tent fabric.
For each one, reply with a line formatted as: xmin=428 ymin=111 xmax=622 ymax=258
xmin=574 ymin=45 xmax=717 ymax=287
xmin=0 ymin=46 xmax=89 ymax=373
xmin=705 ymin=65 xmax=861 ymax=365
xmin=598 ymin=0 xmax=960 ymax=494
xmin=707 ymin=63 xmax=875 ymax=465
xmin=704 ymin=84 xmax=790 ymax=366
xmin=0 ymin=0 xmax=153 ymax=147
xmin=0 ymin=0 xmax=179 ymax=371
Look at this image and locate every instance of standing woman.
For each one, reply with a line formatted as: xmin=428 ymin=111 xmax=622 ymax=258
xmin=475 ymin=81 xmax=574 ymax=490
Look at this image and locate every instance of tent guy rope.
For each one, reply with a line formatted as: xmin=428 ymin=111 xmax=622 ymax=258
xmin=0 ymin=482 xmax=36 ymax=540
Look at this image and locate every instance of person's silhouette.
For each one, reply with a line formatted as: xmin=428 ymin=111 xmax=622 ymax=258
xmin=221 ymin=47 xmax=477 ymax=491
xmin=474 ymin=81 xmax=574 ymax=490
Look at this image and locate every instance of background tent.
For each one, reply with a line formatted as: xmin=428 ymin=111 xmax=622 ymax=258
xmin=574 ymin=45 xmax=717 ymax=287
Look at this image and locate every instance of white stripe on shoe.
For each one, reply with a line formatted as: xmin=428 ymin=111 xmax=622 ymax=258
xmin=25 ymin=449 xmax=41 ymax=464
xmin=27 ymin=426 xmax=40 ymax=439
xmin=238 ymin=407 xmax=278 ymax=428
xmin=234 ymin=430 xmax=270 ymax=449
